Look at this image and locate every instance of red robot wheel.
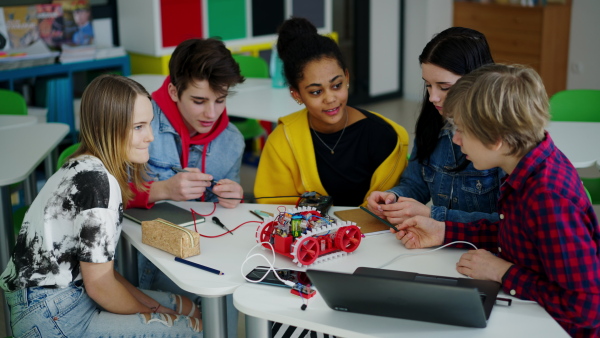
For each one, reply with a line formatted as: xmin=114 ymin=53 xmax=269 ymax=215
xmin=334 ymin=225 xmax=362 ymax=253
xmin=293 ymin=237 xmax=320 ymax=266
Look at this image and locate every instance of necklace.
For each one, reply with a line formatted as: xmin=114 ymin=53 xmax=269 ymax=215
xmin=309 ymin=112 xmax=349 ymax=155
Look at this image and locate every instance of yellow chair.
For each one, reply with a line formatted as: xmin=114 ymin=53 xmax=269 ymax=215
xmin=549 ymin=89 xmax=600 ymax=204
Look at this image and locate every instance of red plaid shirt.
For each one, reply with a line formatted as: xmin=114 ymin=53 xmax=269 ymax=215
xmin=445 ymin=133 xmax=600 ymax=337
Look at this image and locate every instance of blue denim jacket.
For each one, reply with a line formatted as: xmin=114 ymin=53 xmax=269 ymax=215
xmin=146 ymin=100 xmax=245 ymax=202
xmin=388 ymin=128 xmax=504 ymax=223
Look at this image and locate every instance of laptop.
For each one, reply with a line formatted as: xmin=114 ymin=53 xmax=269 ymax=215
xmin=306 ymin=267 xmax=501 ymax=328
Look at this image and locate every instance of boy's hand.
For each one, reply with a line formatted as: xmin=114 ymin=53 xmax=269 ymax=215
xmin=169 ymin=167 xmax=213 ymax=201
xmin=456 ymin=249 xmax=513 ymax=282
xmin=212 ymin=179 xmax=243 ymax=209
xmin=394 ymin=215 xmax=445 ymax=249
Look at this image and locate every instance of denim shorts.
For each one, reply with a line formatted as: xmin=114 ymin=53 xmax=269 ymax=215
xmin=4 ymin=281 xmax=203 ymax=337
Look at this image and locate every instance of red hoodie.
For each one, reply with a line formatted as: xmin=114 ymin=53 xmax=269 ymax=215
xmin=127 ymin=77 xmax=230 ymax=209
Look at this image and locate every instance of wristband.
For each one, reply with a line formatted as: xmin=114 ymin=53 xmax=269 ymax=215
xmin=151 ymin=304 xmax=161 ymax=313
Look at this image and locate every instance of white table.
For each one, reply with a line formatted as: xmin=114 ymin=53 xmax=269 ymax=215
xmin=0 ymin=115 xmax=37 ymax=130
xmin=234 ymin=232 xmax=569 ymax=338
xmin=120 ymin=202 xmax=302 ymax=338
xmin=0 ymin=122 xmax=69 ymax=337
xmin=227 ymin=78 xmax=297 ymax=122
xmin=235 ymin=282 xmax=568 ymax=338
xmin=120 ymin=202 xmax=566 ymax=338
xmin=546 ymin=121 xmax=600 ymax=168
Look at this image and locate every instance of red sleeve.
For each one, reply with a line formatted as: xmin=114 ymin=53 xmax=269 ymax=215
xmin=126 ymin=181 xmax=155 ymax=209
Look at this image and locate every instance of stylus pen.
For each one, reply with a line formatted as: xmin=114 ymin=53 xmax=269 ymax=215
xmin=174 ymin=257 xmax=224 ymax=275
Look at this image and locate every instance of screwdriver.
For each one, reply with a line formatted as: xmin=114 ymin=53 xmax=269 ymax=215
xmin=212 ymin=216 xmax=233 ymax=235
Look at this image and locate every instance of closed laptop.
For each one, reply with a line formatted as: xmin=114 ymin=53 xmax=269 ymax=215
xmin=306 ymin=267 xmax=501 ymax=328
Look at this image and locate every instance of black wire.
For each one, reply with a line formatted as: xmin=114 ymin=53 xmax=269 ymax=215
xmin=205 ymin=187 xmax=310 ymax=201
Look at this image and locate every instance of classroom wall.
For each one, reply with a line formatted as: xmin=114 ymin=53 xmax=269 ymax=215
xmin=401 ymin=0 xmax=453 ymax=102
xmin=566 ymin=0 xmax=600 ymax=90
xmin=400 ymin=0 xmax=599 ymax=102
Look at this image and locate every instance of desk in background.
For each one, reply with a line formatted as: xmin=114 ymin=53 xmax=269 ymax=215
xmin=0 ymin=115 xmax=37 ymax=131
xmin=546 ymin=121 xmax=600 ymax=169
xmin=120 ymin=202 xmax=566 ymax=338
xmin=0 ymin=122 xmax=69 ymax=337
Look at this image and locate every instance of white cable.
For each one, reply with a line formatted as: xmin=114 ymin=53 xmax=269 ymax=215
xmin=240 ymin=241 xmax=296 ymax=287
xmin=377 ymin=241 xmax=479 ymax=269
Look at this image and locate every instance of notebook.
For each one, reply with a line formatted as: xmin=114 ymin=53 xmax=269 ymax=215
xmin=124 ymin=202 xmax=204 ymax=227
xmin=333 ymin=208 xmax=393 ymax=235
xmin=306 ymin=267 xmax=501 ymax=328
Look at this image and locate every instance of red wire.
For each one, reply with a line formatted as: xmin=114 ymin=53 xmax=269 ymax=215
xmin=198 ymin=220 xmax=261 ymax=238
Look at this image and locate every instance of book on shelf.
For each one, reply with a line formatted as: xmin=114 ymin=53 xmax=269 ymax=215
xmin=36 ymin=4 xmax=64 ymax=50
xmin=52 ymin=0 xmax=94 ymax=47
xmin=2 ymin=5 xmax=40 ymax=49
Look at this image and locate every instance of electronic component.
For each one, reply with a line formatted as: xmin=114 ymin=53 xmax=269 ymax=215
xmin=298 ymin=194 xmax=333 ymax=214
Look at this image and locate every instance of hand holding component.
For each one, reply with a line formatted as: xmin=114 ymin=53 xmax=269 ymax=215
xmin=366 ymin=191 xmax=397 ymax=217
xmin=379 ymin=197 xmax=431 ymax=226
xmin=160 ymin=167 xmax=213 ymax=201
xmin=210 ymin=179 xmax=244 ymax=209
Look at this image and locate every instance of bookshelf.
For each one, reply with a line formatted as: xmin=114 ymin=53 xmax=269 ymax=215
xmin=0 ymin=55 xmax=131 ymax=140
xmin=453 ymin=0 xmax=572 ymax=97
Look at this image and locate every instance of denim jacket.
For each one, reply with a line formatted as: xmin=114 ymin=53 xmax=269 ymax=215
xmin=146 ymin=100 xmax=244 ymax=202
xmin=388 ymin=128 xmax=504 ymax=223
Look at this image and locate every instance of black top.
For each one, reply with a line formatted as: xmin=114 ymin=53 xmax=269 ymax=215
xmin=311 ymin=108 xmax=397 ymax=206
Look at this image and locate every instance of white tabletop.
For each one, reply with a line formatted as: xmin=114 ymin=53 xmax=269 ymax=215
xmin=546 ymin=121 xmax=600 ymax=169
xmin=121 ymin=202 xmax=566 ymax=337
xmin=121 ymin=202 xmax=316 ymax=297
xmin=0 ymin=123 xmax=69 ymax=186
xmin=0 ymin=115 xmax=38 ymax=130
xmin=127 ymin=74 xmax=165 ymax=93
xmin=234 ymin=282 xmax=567 ymax=338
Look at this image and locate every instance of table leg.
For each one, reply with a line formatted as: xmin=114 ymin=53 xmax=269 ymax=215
xmin=245 ymin=315 xmax=272 ymax=338
xmin=116 ymin=236 xmax=138 ymax=286
xmin=0 ymin=187 xmax=14 ymax=337
xmin=23 ymin=173 xmax=37 ymax=205
xmin=202 ymin=296 xmax=228 ymax=338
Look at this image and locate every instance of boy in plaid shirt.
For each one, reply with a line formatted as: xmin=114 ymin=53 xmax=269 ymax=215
xmin=393 ymin=64 xmax=599 ymax=337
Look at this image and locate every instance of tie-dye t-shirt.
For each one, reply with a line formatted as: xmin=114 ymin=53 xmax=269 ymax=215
xmin=0 ymin=155 xmax=123 ymax=291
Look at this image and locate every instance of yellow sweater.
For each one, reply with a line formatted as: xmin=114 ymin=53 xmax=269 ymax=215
xmin=254 ymin=108 xmax=409 ymax=207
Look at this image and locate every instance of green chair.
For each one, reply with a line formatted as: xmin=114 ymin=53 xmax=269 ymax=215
xmin=549 ymin=89 xmax=600 ymax=204
xmin=232 ymin=54 xmax=269 ymax=79
xmin=0 ymin=89 xmax=27 ymax=115
xmin=549 ymin=89 xmax=600 ymax=122
xmin=56 ymin=143 xmax=81 ymax=171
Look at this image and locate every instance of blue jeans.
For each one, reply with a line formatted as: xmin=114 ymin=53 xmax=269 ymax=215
xmin=4 ymin=281 xmax=203 ymax=337
xmin=138 ymin=253 xmax=238 ymax=338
